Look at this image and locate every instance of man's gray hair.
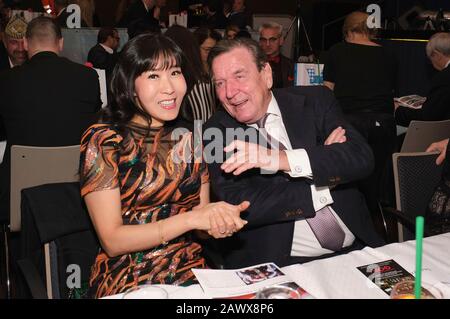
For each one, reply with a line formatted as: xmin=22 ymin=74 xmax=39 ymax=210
xmin=207 ymin=37 xmax=268 ymax=75
xmin=258 ymin=22 xmax=283 ymax=37
xmin=426 ymin=32 xmax=450 ymax=58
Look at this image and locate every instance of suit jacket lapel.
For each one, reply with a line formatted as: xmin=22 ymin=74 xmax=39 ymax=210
xmin=273 ymin=89 xmax=308 ymax=149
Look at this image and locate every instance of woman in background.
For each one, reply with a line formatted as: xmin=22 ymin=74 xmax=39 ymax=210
xmin=166 ymin=25 xmax=219 ymax=122
xmin=193 ymin=26 xmax=222 ymax=75
xmin=79 ymin=34 xmax=248 ymax=298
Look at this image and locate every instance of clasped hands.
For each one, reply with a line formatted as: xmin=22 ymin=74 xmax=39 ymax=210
xmin=221 ymin=126 xmax=347 ymax=175
xmin=192 ymin=201 xmax=250 ymax=238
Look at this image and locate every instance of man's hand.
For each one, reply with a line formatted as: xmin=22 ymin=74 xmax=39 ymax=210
xmin=221 ymin=140 xmax=289 ymax=176
xmin=325 ymin=127 xmax=347 ymax=145
xmin=426 ymin=138 xmax=449 ymax=165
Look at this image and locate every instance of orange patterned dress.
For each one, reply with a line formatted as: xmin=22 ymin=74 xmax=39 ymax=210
xmin=79 ymin=122 xmax=208 ymax=298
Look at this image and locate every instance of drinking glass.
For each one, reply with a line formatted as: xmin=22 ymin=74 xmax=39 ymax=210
xmin=122 ymin=284 xmax=169 ymax=299
xmin=390 ymin=280 xmax=436 ymax=299
xmin=255 ymin=285 xmax=301 ymax=299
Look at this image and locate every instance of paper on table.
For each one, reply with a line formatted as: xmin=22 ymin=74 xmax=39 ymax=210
xmin=193 ymin=262 xmax=313 ymax=299
xmin=282 ymin=247 xmax=393 ymax=299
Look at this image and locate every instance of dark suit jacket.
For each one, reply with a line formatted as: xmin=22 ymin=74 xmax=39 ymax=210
xmin=119 ymin=0 xmax=158 ymax=28
xmin=0 ymin=51 xmax=101 ymax=222
xmin=227 ymin=10 xmax=250 ymax=29
xmin=395 ymin=65 xmax=450 ymax=126
xmin=203 ymin=86 xmax=383 ymax=268
xmin=270 ymin=54 xmax=295 ymax=89
xmin=0 ymin=44 xmax=10 ymax=140
xmin=87 ymin=43 xmax=117 ymax=80
xmin=0 ymin=42 xmax=11 ymax=72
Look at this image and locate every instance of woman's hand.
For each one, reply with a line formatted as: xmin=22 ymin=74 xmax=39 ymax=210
xmin=189 ymin=201 xmax=250 ymax=238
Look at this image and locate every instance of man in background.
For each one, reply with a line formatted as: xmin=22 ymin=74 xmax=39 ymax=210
xmin=0 ymin=15 xmax=27 ymax=143
xmin=259 ymin=21 xmax=294 ymax=88
xmin=395 ymin=32 xmax=450 ymax=126
xmin=87 ymin=26 xmax=119 ymax=80
xmin=0 ymin=14 xmax=27 ymax=71
xmin=0 ymin=16 xmax=101 ymax=223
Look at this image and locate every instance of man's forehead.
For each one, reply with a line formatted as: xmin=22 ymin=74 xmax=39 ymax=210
xmin=260 ymin=28 xmax=279 ymax=37
xmin=212 ymin=48 xmax=255 ymax=74
xmin=5 ymin=36 xmax=24 ymax=43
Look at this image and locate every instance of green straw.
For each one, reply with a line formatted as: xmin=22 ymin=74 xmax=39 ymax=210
xmin=415 ymin=216 xmax=424 ymax=299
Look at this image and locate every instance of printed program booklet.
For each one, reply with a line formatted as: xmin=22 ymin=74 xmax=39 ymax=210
xmin=394 ymin=95 xmax=426 ymax=109
xmin=357 ymin=259 xmax=414 ymax=296
xmin=192 ymin=262 xmax=314 ymax=299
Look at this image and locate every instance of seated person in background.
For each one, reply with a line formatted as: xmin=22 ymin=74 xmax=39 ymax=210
xmin=165 ymin=25 xmax=218 ymax=123
xmin=80 ymin=34 xmax=248 ymax=298
xmin=203 ymin=0 xmax=227 ymax=30
xmin=193 ymin=26 xmax=222 ymax=74
xmin=224 ymin=24 xmax=239 ymax=40
xmin=395 ymin=33 xmax=450 ymax=127
xmin=259 ymin=21 xmax=294 ymax=89
xmin=0 ymin=14 xmax=27 ymax=71
xmin=203 ymin=38 xmax=383 ymax=269
xmin=0 ymin=15 xmax=28 ymax=141
xmin=227 ymin=0 xmax=250 ymax=30
xmin=323 ymin=11 xmax=398 ymax=236
xmin=0 ymin=16 xmax=101 ymax=223
xmin=87 ymin=27 xmax=120 ymax=81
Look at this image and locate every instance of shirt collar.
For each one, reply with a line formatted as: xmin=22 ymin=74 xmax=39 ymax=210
xmin=100 ymin=43 xmax=114 ymax=54
xmin=445 ymin=59 xmax=450 ymax=70
xmin=248 ymin=92 xmax=281 ymax=128
xmin=8 ymin=57 xmax=14 ymax=68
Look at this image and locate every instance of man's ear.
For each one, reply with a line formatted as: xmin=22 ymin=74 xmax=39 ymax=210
xmin=58 ymin=38 xmax=64 ymax=52
xmin=262 ymin=62 xmax=273 ymax=90
xmin=279 ymin=35 xmax=284 ymax=46
xmin=23 ymin=38 xmax=29 ymax=51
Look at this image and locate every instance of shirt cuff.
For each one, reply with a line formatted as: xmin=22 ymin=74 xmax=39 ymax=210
xmin=311 ymin=185 xmax=334 ymax=212
xmin=285 ymin=149 xmax=313 ymax=178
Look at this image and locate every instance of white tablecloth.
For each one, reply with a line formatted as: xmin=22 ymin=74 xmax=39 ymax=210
xmin=104 ymin=233 xmax=450 ymax=299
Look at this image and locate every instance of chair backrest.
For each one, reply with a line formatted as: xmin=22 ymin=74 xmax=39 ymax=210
xmin=10 ymin=145 xmax=80 ymax=232
xmin=401 ymin=119 xmax=450 ymax=152
xmin=393 ymin=151 xmax=444 ymax=241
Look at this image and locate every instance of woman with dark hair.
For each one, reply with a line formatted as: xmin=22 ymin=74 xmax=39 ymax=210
xmin=193 ymin=26 xmax=222 ymax=74
xmin=165 ymin=25 xmax=218 ymax=122
xmin=79 ymin=34 xmax=248 ymax=298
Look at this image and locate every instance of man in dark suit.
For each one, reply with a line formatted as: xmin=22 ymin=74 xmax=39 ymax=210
xmin=203 ymin=38 xmax=383 ymax=268
xmin=227 ymin=0 xmax=250 ymax=29
xmin=259 ymin=21 xmax=294 ymax=88
xmin=0 ymin=16 xmax=101 ymax=222
xmin=0 ymin=15 xmax=28 ymax=142
xmin=119 ymin=0 xmax=160 ymax=29
xmin=395 ymin=32 xmax=450 ymax=126
xmin=87 ymin=27 xmax=119 ymax=81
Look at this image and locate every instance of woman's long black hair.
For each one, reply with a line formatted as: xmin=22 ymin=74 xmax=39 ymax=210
xmin=101 ymin=33 xmax=193 ymax=132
